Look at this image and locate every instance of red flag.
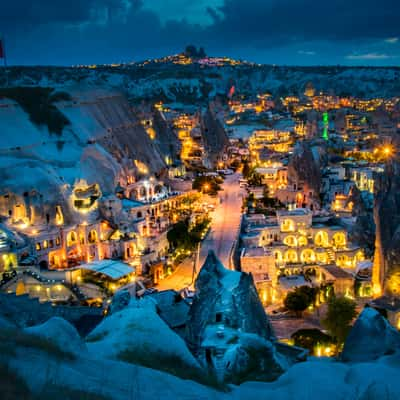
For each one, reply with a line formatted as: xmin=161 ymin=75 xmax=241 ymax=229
xmin=0 ymin=39 xmax=3 ymax=59
xmin=228 ymin=85 xmax=235 ymax=98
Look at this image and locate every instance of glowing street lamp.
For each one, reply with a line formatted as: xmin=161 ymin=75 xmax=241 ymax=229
xmin=383 ymin=146 xmax=392 ymax=157
xmin=203 ymin=183 xmax=210 ymax=193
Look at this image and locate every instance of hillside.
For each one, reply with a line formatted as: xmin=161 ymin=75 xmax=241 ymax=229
xmin=3 ymin=62 xmax=400 ymax=104
xmin=0 ymin=87 xmax=173 ymax=225
xmin=1 ymin=311 xmax=400 ymax=400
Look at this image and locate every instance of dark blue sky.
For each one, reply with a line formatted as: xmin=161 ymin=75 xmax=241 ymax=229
xmin=2 ymin=0 xmax=400 ymax=66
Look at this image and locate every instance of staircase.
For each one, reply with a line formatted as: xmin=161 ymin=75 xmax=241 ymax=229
xmin=326 ymin=248 xmax=335 ymax=263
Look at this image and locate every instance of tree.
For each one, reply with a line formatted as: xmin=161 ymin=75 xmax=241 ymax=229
xmin=297 ymin=285 xmax=318 ymax=306
xmin=284 ymin=285 xmax=317 ymax=317
xmin=322 ymin=296 xmax=357 ymax=346
xmin=192 ymin=176 xmax=221 ymax=195
xmin=284 ymin=290 xmax=310 ymax=317
xmin=247 ymin=172 xmax=263 ymax=186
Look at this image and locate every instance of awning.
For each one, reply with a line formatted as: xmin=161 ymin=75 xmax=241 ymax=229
xmin=78 ymin=260 xmax=135 ymax=280
xmin=356 ymin=260 xmax=372 ymax=273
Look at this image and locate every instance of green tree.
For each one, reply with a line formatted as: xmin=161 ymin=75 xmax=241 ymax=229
xmin=247 ymin=171 xmax=263 ymax=186
xmin=297 ymin=286 xmax=318 ymax=306
xmin=322 ymin=296 xmax=357 ymax=346
xmin=284 ymin=290 xmax=310 ymax=318
xmin=192 ymin=176 xmax=221 ymax=195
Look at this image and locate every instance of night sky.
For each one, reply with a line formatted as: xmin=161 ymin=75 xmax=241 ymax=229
xmin=2 ymin=0 xmax=400 ymax=66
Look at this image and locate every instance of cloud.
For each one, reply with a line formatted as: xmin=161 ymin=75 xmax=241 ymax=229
xmin=3 ymin=0 xmax=400 ymax=64
xmin=385 ymin=37 xmax=399 ymax=44
xmin=346 ymin=53 xmax=394 ymax=60
xmin=298 ymin=50 xmax=316 ymax=56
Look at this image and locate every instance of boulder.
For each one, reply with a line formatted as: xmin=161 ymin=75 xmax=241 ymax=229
xmin=86 ymin=299 xmax=200 ymax=369
xmin=108 ymin=290 xmax=131 ymax=315
xmin=342 ymin=307 xmax=400 ymax=362
xmin=25 ymin=317 xmax=87 ymax=356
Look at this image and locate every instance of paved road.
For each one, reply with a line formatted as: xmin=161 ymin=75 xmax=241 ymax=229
xmin=157 ymin=173 xmax=245 ymax=291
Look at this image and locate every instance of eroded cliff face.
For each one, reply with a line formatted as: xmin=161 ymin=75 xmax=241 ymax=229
xmin=152 ymin=108 xmax=181 ymax=164
xmin=0 ymin=89 xmax=169 ymax=226
xmin=342 ymin=307 xmax=400 ymax=362
xmin=373 ymin=161 xmax=400 ymax=295
xmin=200 ymin=104 xmax=229 ymax=167
xmin=287 ymin=141 xmax=325 ymax=198
xmin=347 ymin=186 xmax=375 ymax=257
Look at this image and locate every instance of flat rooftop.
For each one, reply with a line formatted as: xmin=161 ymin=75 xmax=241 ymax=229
xmin=242 ymin=247 xmax=271 ymax=257
xmin=277 ymin=208 xmax=311 ymax=217
xmin=320 ymin=265 xmax=353 ymax=279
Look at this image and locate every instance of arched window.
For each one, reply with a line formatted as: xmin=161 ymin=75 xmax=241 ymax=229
xmin=332 ymin=232 xmax=346 ymax=248
xmin=281 ymin=219 xmax=295 ymax=232
xmin=315 ymin=231 xmax=329 ymax=247
xmin=88 ymin=230 xmax=98 ymax=244
xmin=298 ymin=236 xmax=308 ymax=246
xmin=67 ymin=231 xmax=78 ymax=247
xmin=301 ymin=249 xmax=316 ymax=263
xmin=283 ymin=235 xmax=297 ymax=247
xmin=284 ymin=249 xmax=298 ymax=263
xmin=274 ymin=251 xmax=282 ymax=261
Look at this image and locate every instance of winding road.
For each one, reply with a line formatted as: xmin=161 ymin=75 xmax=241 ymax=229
xmin=156 ymin=173 xmax=245 ymax=291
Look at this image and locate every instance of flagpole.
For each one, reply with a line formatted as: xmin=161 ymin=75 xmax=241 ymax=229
xmin=2 ymin=36 xmax=8 ymax=87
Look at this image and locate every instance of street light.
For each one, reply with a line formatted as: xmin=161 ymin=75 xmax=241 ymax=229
xmin=203 ymin=183 xmax=210 ymax=193
xmin=383 ymin=146 xmax=392 ymax=157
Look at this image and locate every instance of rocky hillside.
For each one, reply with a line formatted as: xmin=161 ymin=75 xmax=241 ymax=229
xmin=3 ymin=63 xmax=400 ymax=104
xmin=1 ymin=307 xmax=400 ymax=400
xmin=0 ymin=87 xmax=173 ymax=226
xmin=373 ymin=160 xmax=400 ymax=295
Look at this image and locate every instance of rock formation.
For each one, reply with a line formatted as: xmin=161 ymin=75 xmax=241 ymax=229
xmin=152 ymin=107 xmax=181 ymax=165
xmin=0 ymin=89 xmax=170 ymax=227
xmin=342 ymin=307 xmax=400 ymax=362
xmin=372 ymin=161 xmax=400 ymax=296
xmin=287 ymin=140 xmax=325 ymax=201
xmin=185 ymin=251 xmax=301 ymax=383
xmin=347 ymin=186 xmax=375 ymax=257
xmin=200 ymin=103 xmax=229 ymax=167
